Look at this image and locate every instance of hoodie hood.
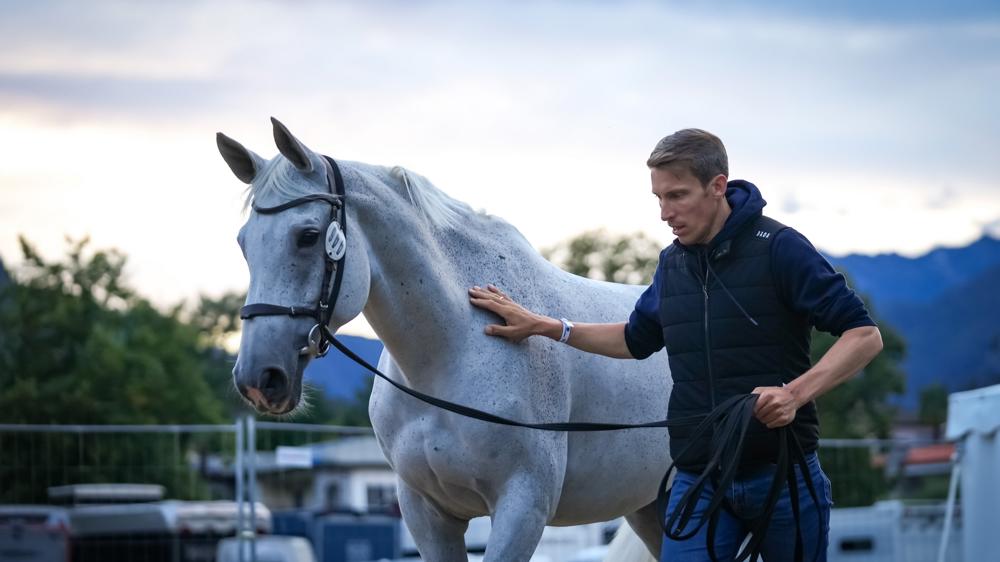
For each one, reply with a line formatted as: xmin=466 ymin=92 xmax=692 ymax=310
xmin=674 ymin=179 xmax=766 ymax=251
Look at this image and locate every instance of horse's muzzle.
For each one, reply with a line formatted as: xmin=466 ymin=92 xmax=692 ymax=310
xmin=236 ymin=366 xmax=295 ymax=415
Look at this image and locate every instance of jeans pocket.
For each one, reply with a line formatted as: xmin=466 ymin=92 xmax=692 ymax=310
xmin=810 ymin=453 xmax=834 ymax=508
xmin=824 ymin=472 xmax=834 ymax=508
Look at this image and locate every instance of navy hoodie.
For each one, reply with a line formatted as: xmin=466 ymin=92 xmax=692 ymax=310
xmin=625 ymin=179 xmax=875 ymax=363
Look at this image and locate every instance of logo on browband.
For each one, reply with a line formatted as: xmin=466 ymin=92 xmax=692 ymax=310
xmin=326 ymin=221 xmax=346 ymax=260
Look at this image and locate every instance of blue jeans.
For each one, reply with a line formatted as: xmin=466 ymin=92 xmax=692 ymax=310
xmin=660 ymin=452 xmax=833 ymax=562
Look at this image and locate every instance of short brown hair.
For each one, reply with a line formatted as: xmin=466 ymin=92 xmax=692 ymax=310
xmin=646 ymin=129 xmax=728 ymax=187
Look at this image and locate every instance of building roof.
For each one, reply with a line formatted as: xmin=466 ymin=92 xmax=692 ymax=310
xmin=903 ymin=443 xmax=955 ymax=465
xmin=200 ymin=435 xmax=390 ymax=478
xmin=48 ymin=483 xmax=165 ymax=504
xmin=310 ymin=436 xmax=389 ymax=468
xmin=250 ymin=436 xmax=389 ymax=474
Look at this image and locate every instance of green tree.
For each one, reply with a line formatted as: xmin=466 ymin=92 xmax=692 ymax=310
xmin=918 ymin=383 xmax=948 ymax=439
xmin=542 ymin=229 xmax=662 ymax=285
xmin=0 ymin=236 xmax=228 ymax=425
xmin=810 ymin=291 xmax=905 ymax=507
xmin=0 ymin=237 xmax=239 ymax=502
xmin=812 ymin=306 xmax=906 ymax=439
xmin=186 ymin=290 xmax=246 ymax=350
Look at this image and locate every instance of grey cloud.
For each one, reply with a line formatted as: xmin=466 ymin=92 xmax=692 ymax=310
xmin=0 ymin=0 xmax=997 ymax=197
xmin=0 ymin=72 xmax=236 ymax=121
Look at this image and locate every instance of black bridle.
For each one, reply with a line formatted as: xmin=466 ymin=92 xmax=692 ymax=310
xmin=235 ymin=154 xmax=819 ymax=562
xmin=239 ymin=155 xmax=347 ymax=358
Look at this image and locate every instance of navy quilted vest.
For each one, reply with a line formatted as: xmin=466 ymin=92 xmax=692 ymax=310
xmin=660 ymin=215 xmax=819 ymax=471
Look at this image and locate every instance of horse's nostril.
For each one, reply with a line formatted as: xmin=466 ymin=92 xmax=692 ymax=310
xmin=260 ymin=367 xmax=289 ymax=396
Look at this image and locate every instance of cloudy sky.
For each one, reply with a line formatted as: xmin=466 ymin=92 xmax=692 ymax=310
xmin=1 ymin=0 xmax=998 ymax=336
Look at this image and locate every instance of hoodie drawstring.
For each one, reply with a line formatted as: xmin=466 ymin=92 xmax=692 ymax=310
xmin=704 ymin=257 xmax=760 ymax=328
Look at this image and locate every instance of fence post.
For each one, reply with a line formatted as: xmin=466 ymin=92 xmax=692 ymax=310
xmin=248 ymin=414 xmax=258 ymax=562
xmin=235 ymin=417 xmax=246 ymax=562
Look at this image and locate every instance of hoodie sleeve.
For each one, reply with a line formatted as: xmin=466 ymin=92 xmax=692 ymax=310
xmin=624 ymin=257 xmax=666 ymax=359
xmin=771 ymin=228 xmax=876 ymax=336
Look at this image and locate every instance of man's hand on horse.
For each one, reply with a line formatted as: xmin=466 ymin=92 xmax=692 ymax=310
xmin=468 ymin=284 xmax=542 ymax=343
xmin=751 ymin=386 xmax=801 ymax=429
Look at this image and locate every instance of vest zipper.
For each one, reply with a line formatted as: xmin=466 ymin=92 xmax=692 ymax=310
xmin=701 ymin=252 xmax=717 ymax=410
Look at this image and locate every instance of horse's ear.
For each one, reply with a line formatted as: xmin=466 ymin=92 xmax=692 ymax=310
xmin=270 ymin=117 xmax=315 ymax=174
xmin=216 ymin=132 xmax=264 ymax=184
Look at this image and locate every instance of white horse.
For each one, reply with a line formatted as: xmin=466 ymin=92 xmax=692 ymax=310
xmin=220 ymin=118 xmax=665 ymax=562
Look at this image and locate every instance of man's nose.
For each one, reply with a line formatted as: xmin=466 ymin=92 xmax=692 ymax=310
xmin=661 ymin=204 xmax=673 ymax=222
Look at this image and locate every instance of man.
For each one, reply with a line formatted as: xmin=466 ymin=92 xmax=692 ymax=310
xmin=468 ymin=129 xmax=883 ymax=561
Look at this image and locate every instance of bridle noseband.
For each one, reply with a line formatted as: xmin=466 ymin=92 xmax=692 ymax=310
xmin=239 ymin=155 xmax=347 ymax=358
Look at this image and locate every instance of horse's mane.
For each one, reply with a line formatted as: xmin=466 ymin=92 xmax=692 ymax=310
xmin=244 ymin=157 xmax=480 ymax=232
xmin=388 ymin=166 xmax=474 ymax=231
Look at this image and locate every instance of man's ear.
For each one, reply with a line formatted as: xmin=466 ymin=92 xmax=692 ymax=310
xmin=710 ymin=174 xmax=728 ymax=197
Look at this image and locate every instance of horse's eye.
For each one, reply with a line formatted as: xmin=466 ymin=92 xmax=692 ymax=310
xmin=298 ymin=229 xmax=320 ymax=248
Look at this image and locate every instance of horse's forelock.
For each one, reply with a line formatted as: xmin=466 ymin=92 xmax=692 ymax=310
xmin=243 ymin=157 xmax=315 ymax=212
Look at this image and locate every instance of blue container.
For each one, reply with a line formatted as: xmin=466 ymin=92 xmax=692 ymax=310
xmin=272 ymin=510 xmax=316 ymax=539
xmin=312 ymin=514 xmax=400 ymax=562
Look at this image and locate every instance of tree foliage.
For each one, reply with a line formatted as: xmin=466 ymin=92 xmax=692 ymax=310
xmin=0 ymin=237 xmax=385 ymax=502
xmin=918 ymin=383 xmax=949 ymax=439
xmin=811 ymin=295 xmax=907 ymax=439
xmin=542 ymin=229 xmax=662 ymax=285
xmin=0 ymin=236 xmax=232 ymax=424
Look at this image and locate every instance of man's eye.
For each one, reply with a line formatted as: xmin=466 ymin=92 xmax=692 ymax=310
xmin=297 ymin=229 xmax=320 ymax=248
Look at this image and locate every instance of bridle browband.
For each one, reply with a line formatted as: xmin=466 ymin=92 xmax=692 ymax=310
xmin=236 ymin=154 xmax=820 ymax=562
xmin=239 ymin=155 xmax=346 ymax=358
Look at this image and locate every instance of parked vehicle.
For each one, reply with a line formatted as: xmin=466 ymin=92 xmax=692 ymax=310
xmin=1 ymin=484 xmax=271 ymax=562
xmin=0 ymin=505 xmax=70 ymax=562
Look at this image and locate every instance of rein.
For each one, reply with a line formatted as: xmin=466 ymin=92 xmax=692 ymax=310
xmin=238 ymin=154 xmax=821 ymax=562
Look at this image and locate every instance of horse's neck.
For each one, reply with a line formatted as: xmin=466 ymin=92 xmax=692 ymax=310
xmin=353 ymin=177 xmax=552 ymax=383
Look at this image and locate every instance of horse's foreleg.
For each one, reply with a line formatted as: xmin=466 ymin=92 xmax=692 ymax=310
xmin=482 ymin=475 xmax=555 ymax=562
xmin=398 ymin=480 xmax=470 ymax=562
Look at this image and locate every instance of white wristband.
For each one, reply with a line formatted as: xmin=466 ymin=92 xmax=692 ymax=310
xmin=558 ymin=318 xmax=574 ymax=343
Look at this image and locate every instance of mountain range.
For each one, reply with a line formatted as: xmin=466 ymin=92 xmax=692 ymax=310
xmin=303 ymin=334 xmax=384 ymax=401
xmin=827 ymin=235 xmax=1000 ymax=410
xmin=306 ymin=236 xmax=1000 ymax=413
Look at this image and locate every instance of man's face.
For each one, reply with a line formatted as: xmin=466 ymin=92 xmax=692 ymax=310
xmin=651 ymin=165 xmax=727 ymax=246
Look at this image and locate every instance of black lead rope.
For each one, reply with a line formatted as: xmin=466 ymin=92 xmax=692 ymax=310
xmin=321 ymin=327 xmax=680 ymax=431
xmin=320 ymin=328 xmax=822 ymax=561
xmin=656 ymin=394 xmax=823 ymax=562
